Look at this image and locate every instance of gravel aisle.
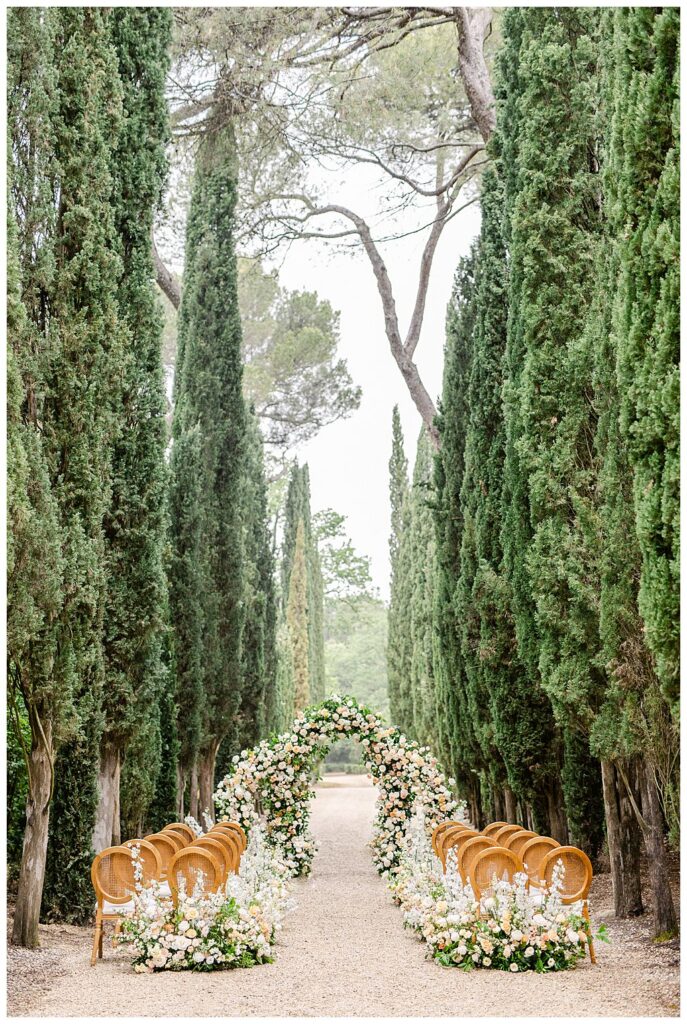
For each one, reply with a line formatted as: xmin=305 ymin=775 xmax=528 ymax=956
xmin=9 ymin=775 xmax=679 ymax=1017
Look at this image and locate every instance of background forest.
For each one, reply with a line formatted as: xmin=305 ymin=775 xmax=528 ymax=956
xmin=7 ymin=3 xmax=679 ymax=954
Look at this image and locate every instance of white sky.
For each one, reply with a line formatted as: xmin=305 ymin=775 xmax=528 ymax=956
xmin=275 ymin=174 xmax=482 ymax=602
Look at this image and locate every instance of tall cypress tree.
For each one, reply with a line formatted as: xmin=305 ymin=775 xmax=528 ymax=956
xmin=170 ymin=122 xmax=247 ymax=818
xmin=287 ymin=521 xmax=310 ymax=714
xmin=386 ymin=407 xmax=409 ymax=728
xmin=92 ymin=7 xmax=173 ymax=850
xmin=497 ymin=7 xmax=605 ymax=855
xmin=433 ymin=260 xmax=485 ymax=823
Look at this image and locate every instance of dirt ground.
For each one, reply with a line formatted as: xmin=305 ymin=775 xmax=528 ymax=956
xmin=7 ymin=775 xmax=680 ymax=1017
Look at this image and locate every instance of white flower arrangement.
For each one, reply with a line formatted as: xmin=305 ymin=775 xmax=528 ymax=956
xmin=388 ymin=815 xmax=602 ymax=972
xmin=119 ymin=826 xmax=293 ymax=973
xmin=214 ymin=696 xmax=465 ymax=878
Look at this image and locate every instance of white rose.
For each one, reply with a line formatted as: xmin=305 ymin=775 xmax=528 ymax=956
xmin=509 ymin=963 xmax=519 ymax=972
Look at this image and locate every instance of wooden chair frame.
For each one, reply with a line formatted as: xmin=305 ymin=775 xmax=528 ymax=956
xmin=468 ymin=847 xmax=524 ymax=903
xmin=122 ymin=839 xmax=162 ymax=882
xmin=207 ymin=830 xmax=241 ymax=873
xmin=144 ymin=833 xmax=179 ymax=879
xmin=159 ymin=829 xmax=185 ymax=851
xmin=482 ymin=821 xmax=510 ymax=837
xmin=163 ymin=822 xmax=196 ymax=844
xmin=504 ymin=829 xmax=538 ymax=856
xmin=457 ymin=835 xmax=498 ymax=882
xmin=91 ymin=846 xmax=136 ymax=966
xmin=168 ymin=847 xmax=222 ymax=906
xmin=212 ymin=822 xmax=248 ymax=852
xmin=540 ymin=846 xmax=596 ymax=964
xmin=190 ymin=837 xmax=230 ymax=883
xmin=493 ymin=823 xmax=524 ymax=846
xmin=521 ymin=836 xmax=560 ymax=889
xmin=440 ymin=828 xmax=479 ymax=872
xmin=430 ymin=820 xmax=467 ymax=856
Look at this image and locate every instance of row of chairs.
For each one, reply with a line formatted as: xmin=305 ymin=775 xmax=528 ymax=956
xmin=90 ymin=820 xmax=247 ymax=966
xmin=431 ymin=819 xmax=596 ymax=963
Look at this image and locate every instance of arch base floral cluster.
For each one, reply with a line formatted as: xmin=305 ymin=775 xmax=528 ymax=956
xmin=214 ymin=695 xmax=464 ymax=877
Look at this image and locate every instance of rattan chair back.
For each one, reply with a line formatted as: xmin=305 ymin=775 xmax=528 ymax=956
xmin=504 ymin=829 xmax=538 ymax=856
xmin=440 ymin=828 xmax=479 ymax=871
xmin=163 ymin=822 xmax=196 ymax=844
xmin=213 ymin=822 xmax=248 ymax=852
xmin=122 ymin=839 xmax=162 ymax=882
xmin=482 ymin=821 xmax=509 ymax=837
xmin=430 ymin=820 xmax=467 ymax=856
xmin=191 ymin=837 xmax=230 ymax=882
xmin=207 ymin=830 xmax=241 ymax=873
xmin=521 ymin=836 xmax=560 ymax=885
xmin=468 ymin=847 xmax=524 ymax=901
xmin=144 ymin=833 xmax=179 ymax=877
xmin=493 ymin=823 xmax=524 ymax=845
xmin=540 ymin=846 xmax=592 ymax=903
xmin=91 ymin=846 xmax=136 ymax=906
xmin=159 ymin=829 xmax=185 ymax=851
xmin=168 ymin=847 xmax=223 ymax=905
xmin=457 ymin=836 xmax=498 ymax=882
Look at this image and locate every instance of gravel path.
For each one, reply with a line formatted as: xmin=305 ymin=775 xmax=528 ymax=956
xmin=8 ymin=775 xmax=679 ymax=1016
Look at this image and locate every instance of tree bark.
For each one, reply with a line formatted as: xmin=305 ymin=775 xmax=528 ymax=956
xmin=601 ymin=759 xmax=643 ymax=917
xmin=152 ymin=234 xmax=181 ymax=310
xmin=454 ymin=8 xmax=497 ymax=142
xmin=176 ymin=763 xmax=186 ymax=819
xmin=636 ymin=759 xmax=677 ymax=937
xmin=189 ymin=762 xmax=199 ymax=820
xmin=198 ymin=742 xmax=219 ymax=823
xmin=491 ymin=787 xmax=503 ymax=823
xmin=12 ymin=720 xmax=53 ymax=948
xmin=545 ymin=778 xmax=569 ymax=845
xmin=92 ymin=742 xmax=120 ymax=853
xmin=503 ymin=785 xmax=517 ymax=824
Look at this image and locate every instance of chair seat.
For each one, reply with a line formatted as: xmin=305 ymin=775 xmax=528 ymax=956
xmin=102 ymin=899 xmax=134 ymax=916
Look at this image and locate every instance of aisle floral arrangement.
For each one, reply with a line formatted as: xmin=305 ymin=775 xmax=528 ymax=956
xmin=214 ymin=695 xmax=465 ymax=877
xmin=389 ymin=811 xmax=603 ymax=972
xmin=120 ymin=826 xmax=293 ymax=972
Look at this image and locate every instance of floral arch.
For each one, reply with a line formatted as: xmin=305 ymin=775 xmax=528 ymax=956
xmin=214 ymin=695 xmax=465 ymax=877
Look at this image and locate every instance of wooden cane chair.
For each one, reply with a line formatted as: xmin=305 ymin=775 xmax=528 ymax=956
xmin=213 ymin=822 xmax=248 ymax=853
xmin=436 ymin=824 xmax=471 ymax=859
xmin=540 ymin=846 xmax=596 ymax=964
xmin=207 ymin=830 xmax=241 ymax=873
xmin=521 ymin=836 xmax=560 ymax=888
xmin=122 ymin=839 xmax=162 ymax=883
xmin=457 ymin=835 xmax=498 ymax=882
xmin=163 ymin=822 xmax=196 ymax=844
xmin=91 ymin=846 xmax=137 ymax=966
xmin=212 ymin=825 xmax=244 ymax=859
xmin=190 ymin=837 xmax=230 ymax=884
xmin=144 ymin=833 xmax=179 ymax=878
xmin=431 ymin=820 xmax=467 ymax=856
xmin=168 ymin=847 xmax=223 ymax=906
xmin=468 ymin=847 xmax=524 ymax=902
xmin=482 ymin=821 xmax=509 ymax=837
xmin=493 ymin=823 xmax=524 ymax=846
xmin=440 ymin=828 xmax=479 ymax=872
xmin=504 ymin=829 xmax=538 ymax=857
xmin=159 ymin=829 xmax=185 ymax=851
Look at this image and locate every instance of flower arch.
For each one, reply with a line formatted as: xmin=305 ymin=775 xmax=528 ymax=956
xmin=214 ymin=695 xmax=465 ymax=877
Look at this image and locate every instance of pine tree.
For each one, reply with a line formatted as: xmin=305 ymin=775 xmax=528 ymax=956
xmin=92 ymin=6 xmax=172 ymax=851
xmin=287 ymin=522 xmax=311 ymax=714
xmin=170 ymin=122 xmax=247 ymax=818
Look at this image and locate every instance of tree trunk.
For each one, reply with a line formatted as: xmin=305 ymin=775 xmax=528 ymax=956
xmin=176 ymin=763 xmax=186 ymax=819
xmin=546 ymin=779 xmax=569 ymax=844
xmin=601 ymin=759 xmax=643 ymax=917
xmin=92 ymin=742 xmax=120 ymax=853
xmin=198 ymin=743 xmax=219 ymax=823
xmin=454 ymin=8 xmax=497 ymax=142
xmin=503 ymin=785 xmax=517 ymax=824
xmin=492 ymin=788 xmax=503 ymax=823
xmin=637 ymin=759 xmax=677 ymax=937
xmin=12 ymin=721 xmax=53 ymax=948
xmin=112 ymin=754 xmax=121 ymax=845
xmin=189 ymin=762 xmax=199 ymax=820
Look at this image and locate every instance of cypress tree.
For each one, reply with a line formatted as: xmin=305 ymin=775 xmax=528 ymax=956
xmin=606 ymin=8 xmax=680 ymax=714
xmin=170 ymin=122 xmax=247 ymax=818
xmin=497 ymin=7 xmax=605 ymax=855
xmin=92 ymin=6 xmax=172 ymax=850
xmin=287 ymin=521 xmax=311 ymax=714
xmin=386 ymin=407 xmax=409 ymax=728
xmin=432 ymin=260 xmax=484 ymax=823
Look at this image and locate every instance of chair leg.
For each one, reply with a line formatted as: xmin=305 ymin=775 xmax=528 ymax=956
xmin=583 ymin=902 xmax=596 ymax=964
xmin=91 ymin=912 xmax=102 ymax=967
xmin=112 ymin=917 xmax=122 ymax=948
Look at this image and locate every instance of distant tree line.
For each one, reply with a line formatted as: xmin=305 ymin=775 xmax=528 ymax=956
xmin=387 ymin=7 xmax=679 ymax=939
